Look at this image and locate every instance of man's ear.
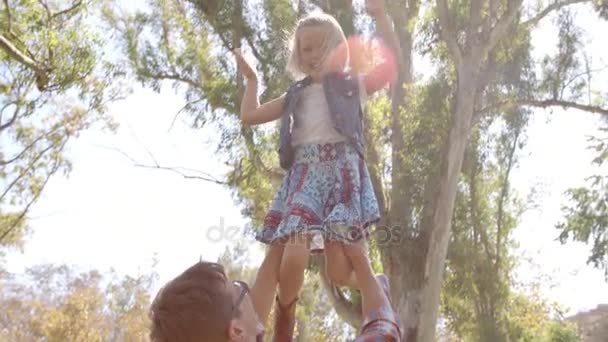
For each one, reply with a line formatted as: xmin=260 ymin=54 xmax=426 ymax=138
xmin=228 ymin=319 xmax=245 ymax=341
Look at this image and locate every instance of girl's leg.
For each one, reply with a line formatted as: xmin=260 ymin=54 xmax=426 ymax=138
xmin=325 ymin=240 xmax=359 ymax=288
xmin=273 ymin=232 xmax=310 ymax=341
xmin=278 ymin=232 xmax=310 ymax=305
xmin=250 ymin=242 xmax=283 ymax=324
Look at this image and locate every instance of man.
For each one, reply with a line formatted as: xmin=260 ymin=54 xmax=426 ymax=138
xmin=148 ymin=239 xmax=401 ymax=341
xmin=149 ymin=244 xmax=283 ymax=342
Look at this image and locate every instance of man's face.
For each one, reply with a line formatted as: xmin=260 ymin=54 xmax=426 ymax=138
xmin=229 ymin=281 xmax=265 ymax=342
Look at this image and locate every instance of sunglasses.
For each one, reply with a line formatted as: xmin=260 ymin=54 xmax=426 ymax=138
xmin=232 ymin=280 xmax=249 ymax=313
xmin=232 ymin=280 xmax=266 ymax=342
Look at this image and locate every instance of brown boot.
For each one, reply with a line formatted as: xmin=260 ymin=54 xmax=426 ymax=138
xmin=272 ymin=296 xmax=297 ymax=342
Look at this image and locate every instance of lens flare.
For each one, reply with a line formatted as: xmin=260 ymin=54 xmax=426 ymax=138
xmin=325 ymin=35 xmax=398 ymax=90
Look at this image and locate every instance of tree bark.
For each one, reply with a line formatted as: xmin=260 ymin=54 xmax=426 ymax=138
xmin=379 ymin=1 xmax=427 ymax=340
xmin=417 ymin=62 xmax=481 ymax=342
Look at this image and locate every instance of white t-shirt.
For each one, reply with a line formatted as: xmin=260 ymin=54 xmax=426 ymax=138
xmin=291 ymin=76 xmax=367 ymax=147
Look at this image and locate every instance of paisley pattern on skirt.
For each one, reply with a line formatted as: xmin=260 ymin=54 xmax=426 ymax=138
xmin=256 ymin=142 xmax=380 ymax=252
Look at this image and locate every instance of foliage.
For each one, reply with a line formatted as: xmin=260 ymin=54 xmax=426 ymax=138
xmin=0 ymin=0 xmax=127 ymax=248
xmin=558 ymin=125 xmax=608 ymax=278
xmin=0 ymin=263 xmax=156 ymax=342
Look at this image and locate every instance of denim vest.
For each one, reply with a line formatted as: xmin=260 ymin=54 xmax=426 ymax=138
xmin=279 ymin=72 xmax=365 ymax=170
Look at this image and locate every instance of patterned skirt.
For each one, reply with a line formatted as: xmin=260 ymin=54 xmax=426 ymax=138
xmin=256 ymin=141 xmax=380 ymax=252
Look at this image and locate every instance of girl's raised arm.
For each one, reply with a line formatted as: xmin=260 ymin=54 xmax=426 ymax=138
xmin=235 ymin=50 xmax=285 ymax=125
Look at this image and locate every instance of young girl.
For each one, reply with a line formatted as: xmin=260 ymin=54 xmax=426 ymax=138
xmin=235 ymin=0 xmax=399 ymax=339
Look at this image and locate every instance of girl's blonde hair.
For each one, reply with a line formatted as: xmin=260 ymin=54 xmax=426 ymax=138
xmin=286 ymin=12 xmax=349 ymax=79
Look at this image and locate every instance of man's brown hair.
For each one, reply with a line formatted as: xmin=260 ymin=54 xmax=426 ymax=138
xmin=150 ymin=262 xmax=234 ymax=342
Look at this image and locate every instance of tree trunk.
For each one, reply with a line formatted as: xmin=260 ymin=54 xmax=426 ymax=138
xmin=393 ymin=169 xmax=439 ymax=341
xmin=386 ymin=57 xmax=481 ymax=342
xmin=383 ymin=3 xmax=425 ymax=341
xmin=416 ymin=61 xmax=481 ymax=342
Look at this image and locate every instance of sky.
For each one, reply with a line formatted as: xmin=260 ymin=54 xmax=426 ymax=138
xmin=505 ymin=3 xmax=608 ymax=314
xmin=3 ymin=0 xmax=608 ymax=320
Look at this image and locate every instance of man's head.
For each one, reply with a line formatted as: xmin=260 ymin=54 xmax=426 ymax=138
xmin=150 ymin=261 xmax=264 ymax=342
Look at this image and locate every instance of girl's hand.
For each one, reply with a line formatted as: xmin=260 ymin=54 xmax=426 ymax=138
xmin=366 ymin=0 xmax=386 ymax=18
xmin=233 ymin=48 xmax=258 ymax=82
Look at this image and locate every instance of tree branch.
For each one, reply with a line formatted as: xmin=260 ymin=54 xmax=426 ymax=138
xmin=0 ymin=34 xmax=45 ymax=76
xmin=133 ymin=163 xmax=226 ymax=184
xmin=140 ymin=70 xmax=201 ymax=89
xmin=98 ymin=145 xmax=227 ymax=185
xmin=471 ymin=53 xmax=499 ymax=124
xmin=2 ymin=0 xmax=35 ymax=62
xmin=3 ymin=0 xmax=12 ymax=32
xmin=483 ymin=0 xmax=523 ymax=57
xmin=51 ymin=0 xmax=84 ymax=20
xmin=0 ymin=147 xmax=64 ymax=244
xmin=467 ymin=0 xmax=483 ymax=49
xmin=36 ymin=0 xmax=51 ymax=19
xmin=436 ymin=0 xmax=463 ymax=65
xmin=168 ymin=98 xmax=206 ymax=131
xmin=479 ymin=98 xmax=608 ymax=116
xmin=485 ymin=0 xmax=500 ymax=33
xmin=560 ymin=65 xmax=608 ymax=97
xmin=0 ymin=141 xmax=58 ymax=202
xmin=522 ymin=0 xmax=589 ymax=29
xmin=214 ymin=30 xmax=235 ymax=52
xmin=527 ymin=99 xmax=608 ymax=115
xmin=188 ymin=0 xmax=236 ymax=52
xmin=0 ymin=125 xmax=62 ymax=165
xmin=407 ymin=0 xmax=422 ymax=22
xmin=467 ymin=146 xmax=495 ymax=264
xmin=0 ymin=102 xmax=19 ymax=131
xmin=240 ymin=125 xmax=284 ymax=181
xmin=227 ymin=0 xmax=283 ymax=183
xmin=363 ymin=115 xmax=387 ymax=216
xmin=495 ymin=127 xmax=520 ymax=271
xmin=129 ymin=126 xmax=159 ymax=167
